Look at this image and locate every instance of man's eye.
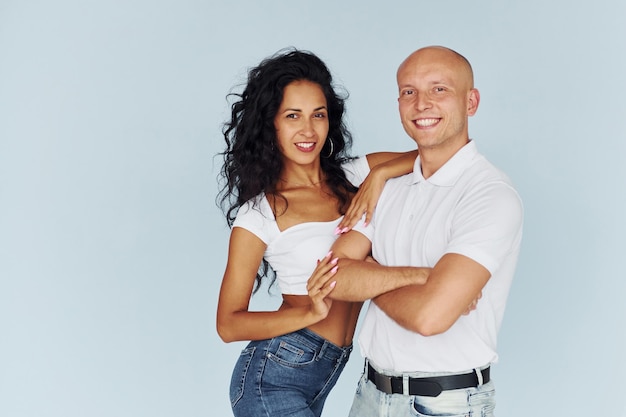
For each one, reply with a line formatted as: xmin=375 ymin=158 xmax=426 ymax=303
xmin=402 ymin=90 xmax=414 ymax=95
xmin=434 ymin=87 xmax=446 ymax=92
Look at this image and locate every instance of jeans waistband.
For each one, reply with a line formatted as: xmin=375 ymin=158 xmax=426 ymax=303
xmin=285 ymin=328 xmax=352 ymax=361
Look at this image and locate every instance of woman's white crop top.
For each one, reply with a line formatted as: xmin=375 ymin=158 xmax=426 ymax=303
xmin=232 ymin=157 xmax=370 ymax=295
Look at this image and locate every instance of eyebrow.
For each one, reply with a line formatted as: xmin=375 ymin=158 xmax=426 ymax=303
xmin=429 ymin=79 xmax=452 ymax=86
xmin=400 ymin=79 xmax=450 ymax=87
xmin=281 ymin=106 xmax=328 ymax=113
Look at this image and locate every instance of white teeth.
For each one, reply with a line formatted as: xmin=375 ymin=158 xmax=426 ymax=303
xmin=415 ymin=118 xmax=439 ymax=127
xmin=296 ymin=142 xmax=314 ymax=148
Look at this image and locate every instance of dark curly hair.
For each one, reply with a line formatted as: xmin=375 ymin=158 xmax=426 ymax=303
xmin=217 ymin=48 xmax=357 ymax=292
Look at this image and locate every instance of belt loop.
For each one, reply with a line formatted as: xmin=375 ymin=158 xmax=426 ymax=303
xmin=475 ymin=368 xmax=484 ymax=386
xmin=317 ymin=342 xmax=327 ymax=362
xmin=402 ymin=374 xmax=410 ymax=395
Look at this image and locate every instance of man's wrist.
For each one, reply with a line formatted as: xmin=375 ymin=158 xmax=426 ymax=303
xmin=411 ymin=267 xmax=429 ymax=285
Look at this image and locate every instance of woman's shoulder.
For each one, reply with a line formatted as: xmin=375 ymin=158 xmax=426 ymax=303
xmin=233 ymin=193 xmax=279 ymax=244
xmin=237 ymin=192 xmax=273 ymax=219
xmin=341 ymin=155 xmax=370 ymax=186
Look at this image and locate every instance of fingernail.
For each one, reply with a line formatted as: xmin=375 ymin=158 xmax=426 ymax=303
xmin=363 ymin=221 xmax=368 ymax=227
xmin=326 ymin=251 xmax=332 ymax=259
xmin=340 ymin=227 xmax=349 ymax=234
xmin=334 ymin=227 xmax=341 ymax=235
xmin=331 ymin=257 xmax=338 ymax=265
xmin=330 ymin=266 xmax=338 ymax=274
xmin=330 ymin=281 xmax=337 ymax=288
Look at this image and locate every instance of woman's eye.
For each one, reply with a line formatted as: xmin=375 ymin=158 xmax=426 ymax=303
xmin=286 ymin=113 xmax=298 ymax=119
xmin=314 ymin=113 xmax=326 ymax=118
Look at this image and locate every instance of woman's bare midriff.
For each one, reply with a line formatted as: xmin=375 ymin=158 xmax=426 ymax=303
xmin=281 ymin=294 xmax=362 ymax=347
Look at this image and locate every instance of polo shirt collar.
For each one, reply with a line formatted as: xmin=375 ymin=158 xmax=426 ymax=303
xmin=411 ymin=140 xmax=478 ymax=186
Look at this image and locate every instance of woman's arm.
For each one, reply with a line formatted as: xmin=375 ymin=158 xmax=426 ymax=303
xmin=216 ymin=227 xmax=336 ymax=343
xmin=307 ymin=231 xmax=431 ymax=302
xmin=339 ymin=150 xmax=418 ymax=231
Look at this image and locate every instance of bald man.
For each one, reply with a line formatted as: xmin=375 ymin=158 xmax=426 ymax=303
xmin=310 ymin=46 xmax=523 ymax=416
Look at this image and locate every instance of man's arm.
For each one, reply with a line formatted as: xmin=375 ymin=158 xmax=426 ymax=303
xmin=373 ymin=180 xmax=523 ymax=336
xmin=307 ymin=230 xmax=430 ymax=302
xmin=373 ymin=253 xmax=490 ymax=336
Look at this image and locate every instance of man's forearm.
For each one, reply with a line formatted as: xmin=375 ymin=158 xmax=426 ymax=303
xmin=329 ymin=258 xmax=429 ymax=301
xmin=372 ymin=253 xmax=492 ymax=336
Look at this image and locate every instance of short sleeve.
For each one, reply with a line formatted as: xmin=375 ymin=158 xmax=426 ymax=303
xmin=447 ymin=181 xmax=524 ymax=275
xmin=232 ymin=196 xmax=277 ymax=244
xmin=342 ymin=156 xmax=370 ymax=187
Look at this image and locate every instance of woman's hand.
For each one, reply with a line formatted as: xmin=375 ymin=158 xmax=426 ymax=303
xmin=337 ymin=171 xmax=386 ymax=233
xmin=462 ymin=291 xmax=483 ymax=315
xmin=306 ymin=252 xmax=339 ymax=320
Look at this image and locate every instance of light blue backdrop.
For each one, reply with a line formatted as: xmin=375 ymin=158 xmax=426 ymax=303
xmin=1 ymin=1 xmax=625 ymax=416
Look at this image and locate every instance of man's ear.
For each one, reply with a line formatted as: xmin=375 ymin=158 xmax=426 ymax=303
xmin=467 ymin=88 xmax=480 ymax=116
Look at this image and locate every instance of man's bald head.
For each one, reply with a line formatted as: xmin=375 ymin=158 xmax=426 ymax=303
xmin=398 ymin=46 xmax=474 ymax=90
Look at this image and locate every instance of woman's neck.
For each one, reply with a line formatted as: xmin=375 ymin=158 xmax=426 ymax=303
xmin=277 ymin=164 xmax=325 ymax=190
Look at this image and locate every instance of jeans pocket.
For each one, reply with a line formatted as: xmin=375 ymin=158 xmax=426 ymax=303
xmin=410 ymin=405 xmax=469 ymax=417
xmin=480 ymin=403 xmax=495 ymax=417
xmin=267 ymin=338 xmax=316 ymax=368
xmin=354 ymin=372 xmax=367 ymax=395
xmin=410 ymin=382 xmax=496 ymax=417
xmin=468 ymin=382 xmax=495 ymax=415
xmin=229 ymin=346 xmax=255 ymax=407
xmin=410 ymin=394 xmax=471 ymax=417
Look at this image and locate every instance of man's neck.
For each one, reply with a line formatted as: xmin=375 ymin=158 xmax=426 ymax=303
xmin=419 ymin=139 xmax=470 ymax=179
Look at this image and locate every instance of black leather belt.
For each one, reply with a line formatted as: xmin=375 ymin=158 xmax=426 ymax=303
xmin=366 ymin=363 xmax=490 ymax=397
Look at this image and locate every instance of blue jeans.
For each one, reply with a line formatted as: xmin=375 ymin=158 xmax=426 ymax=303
xmin=348 ymin=363 xmax=496 ymax=417
xmin=229 ymin=328 xmax=352 ymax=417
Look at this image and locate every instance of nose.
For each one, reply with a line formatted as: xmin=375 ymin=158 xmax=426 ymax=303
xmin=300 ymin=117 xmax=315 ymax=137
xmin=414 ymin=93 xmax=432 ymax=111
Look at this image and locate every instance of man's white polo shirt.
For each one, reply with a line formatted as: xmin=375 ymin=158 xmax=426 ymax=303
xmin=353 ymin=140 xmax=523 ymax=373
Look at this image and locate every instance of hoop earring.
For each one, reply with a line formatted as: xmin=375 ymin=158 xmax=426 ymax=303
xmin=322 ymin=138 xmax=334 ymax=158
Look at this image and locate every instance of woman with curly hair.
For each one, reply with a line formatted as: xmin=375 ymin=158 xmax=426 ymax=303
xmin=216 ymin=49 xmax=420 ymax=417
